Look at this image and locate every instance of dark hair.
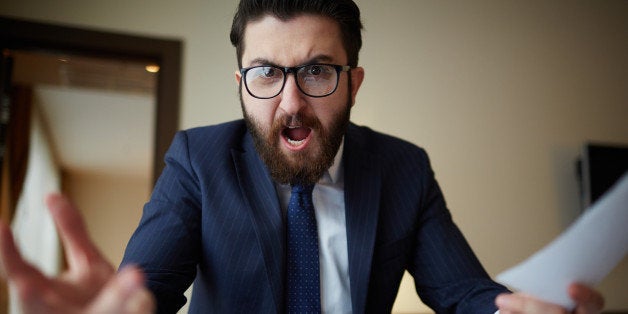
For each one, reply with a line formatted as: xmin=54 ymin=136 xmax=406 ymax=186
xmin=230 ymin=0 xmax=363 ymax=68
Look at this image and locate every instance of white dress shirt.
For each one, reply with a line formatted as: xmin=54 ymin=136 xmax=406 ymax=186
xmin=276 ymin=143 xmax=499 ymax=313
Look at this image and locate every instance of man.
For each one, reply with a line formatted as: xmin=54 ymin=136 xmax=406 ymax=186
xmin=0 ymin=0 xmax=605 ymax=313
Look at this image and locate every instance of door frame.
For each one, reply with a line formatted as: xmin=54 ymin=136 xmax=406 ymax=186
xmin=0 ymin=16 xmax=181 ymax=184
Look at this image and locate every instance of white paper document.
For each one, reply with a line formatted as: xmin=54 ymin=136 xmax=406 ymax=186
xmin=496 ymin=173 xmax=628 ymax=309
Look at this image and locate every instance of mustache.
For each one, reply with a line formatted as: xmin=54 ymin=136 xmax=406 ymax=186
xmin=283 ymin=114 xmax=301 ymax=128
xmin=283 ymin=114 xmax=303 ymax=128
xmin=277 ymin=113 xmax=319 ymax=130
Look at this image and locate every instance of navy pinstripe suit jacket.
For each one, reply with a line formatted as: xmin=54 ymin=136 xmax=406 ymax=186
xmin=121 ymin=120 xmax=508 ymax=313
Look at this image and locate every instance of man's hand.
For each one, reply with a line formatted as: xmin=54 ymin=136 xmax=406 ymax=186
xmin=0 ymin=194 xmax=155 ymax=313
xmin=495 ymin=283 xmax=604 ymax=314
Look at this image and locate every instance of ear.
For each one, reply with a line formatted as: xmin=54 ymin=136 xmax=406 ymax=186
xmin=235 ymin=70 xmax=242 ymax=85
xmin=349 ymin=67 xmax=364 ymax=106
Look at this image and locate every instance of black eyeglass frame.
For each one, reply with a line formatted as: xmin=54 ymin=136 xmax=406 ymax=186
xmin=239 ymin=63 xmax=352 ymax=99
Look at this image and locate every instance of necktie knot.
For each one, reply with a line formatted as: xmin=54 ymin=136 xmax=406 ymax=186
xmin=291 ymin=183 xmax=314 ymax=195
xmin=290 ymin=184 xmax=315 ymax=212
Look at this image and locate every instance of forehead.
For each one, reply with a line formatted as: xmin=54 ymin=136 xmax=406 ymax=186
xmin=241 ymin=14 xmax=346 ymax=67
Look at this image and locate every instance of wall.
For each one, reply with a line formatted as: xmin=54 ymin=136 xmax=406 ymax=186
xmin=62 ymin=172 xmax=150 ymax=267
xmin=2 ymin=0 xmax=627 ymax=312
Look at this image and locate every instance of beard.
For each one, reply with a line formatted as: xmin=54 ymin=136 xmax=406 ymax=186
xmin=241 ymin=92 xmax=351 ymax=186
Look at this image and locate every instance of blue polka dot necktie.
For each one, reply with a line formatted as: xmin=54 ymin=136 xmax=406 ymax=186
xmin=286 ymin=184 xmax=321 ymax=313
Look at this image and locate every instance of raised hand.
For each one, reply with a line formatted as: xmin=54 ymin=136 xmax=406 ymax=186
xmin=0 ymin=194 xmax=155 ymax=313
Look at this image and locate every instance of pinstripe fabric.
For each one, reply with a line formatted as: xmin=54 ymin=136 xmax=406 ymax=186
xmin=121 ymin=120 xmax=509 ymax=314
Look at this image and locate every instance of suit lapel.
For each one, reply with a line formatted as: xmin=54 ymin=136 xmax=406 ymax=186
xmin=232 ymin=132 xmax=285 ymax=312
xmin=230 ymin=125 xmax=382 ymax=313
xmin=343 ymin=124 xmax=382 ymax=314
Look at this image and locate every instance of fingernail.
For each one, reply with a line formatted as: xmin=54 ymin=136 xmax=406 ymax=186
xmin=495 ymin=294 xmax=510 ymax=307
xmin=118 ymin=265 xmax=143 ymax=293
xmin=46 ymin=194 xmax=69 ymax=212
xmin=46 ymin=194 xmax=61 ymax=209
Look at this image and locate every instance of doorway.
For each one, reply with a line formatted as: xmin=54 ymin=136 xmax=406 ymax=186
xmin=0 ymin=16 xmax=182 ymax=312
xmin=0 ymin=16 xmax=181 ymax=183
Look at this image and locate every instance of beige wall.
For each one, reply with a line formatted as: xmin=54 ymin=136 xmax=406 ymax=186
xmin=62 ymin=172 xmax=150 ymax=267
xmin=2 ymin=0 xmax=627 ymax=312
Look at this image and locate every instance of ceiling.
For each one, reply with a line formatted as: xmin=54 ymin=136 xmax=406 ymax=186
xmin=11 ymin=50 xmax=157 ymax=178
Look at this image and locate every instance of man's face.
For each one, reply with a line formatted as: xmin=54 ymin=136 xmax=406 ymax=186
xmin=235 ymin=14 xmax=364 ymax=185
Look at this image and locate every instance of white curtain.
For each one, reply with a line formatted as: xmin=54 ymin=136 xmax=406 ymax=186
xmin=9 ymin=104 xmax=62 ymax=313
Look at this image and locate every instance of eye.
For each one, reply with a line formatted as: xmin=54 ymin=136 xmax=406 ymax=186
xmin=307 ymin=65 xmax=323 ymax=76
xmin=261 ymin=66 xmax=278 ymax=78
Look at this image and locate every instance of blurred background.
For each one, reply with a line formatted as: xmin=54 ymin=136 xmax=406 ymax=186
xmin=0 ymin=0 xmax=626 ymax=313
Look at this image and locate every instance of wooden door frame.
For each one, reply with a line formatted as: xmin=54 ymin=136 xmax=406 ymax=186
xmin=0 ymin=16 xmax=181 ymax=184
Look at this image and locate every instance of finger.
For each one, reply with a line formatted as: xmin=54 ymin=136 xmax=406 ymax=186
xmin=46 ymin=194 xmax=109 ymax=270
xmin=121 ymin=287 xmax=155 ymax=314
xmin=0 ymin=222 xmax=54 ymax=311
xmin=496 ymin=292 xmax=568 ymax=314
xmin=87 ymin=266 xmax=155 ymax=314
xmin=569 ymin=283 xmax=604 ymax=314
xmin=0 ymin=221 xmax=44 ymax=281
xmin=0 ymin=221 xmax=20 ymax=279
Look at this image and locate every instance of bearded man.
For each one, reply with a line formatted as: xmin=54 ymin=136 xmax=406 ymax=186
xmin=0 ymin=0 xmax=605 ymax=313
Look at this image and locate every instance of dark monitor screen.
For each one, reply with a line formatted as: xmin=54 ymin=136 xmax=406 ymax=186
xmin=579 ymin=143 xmax=628 ymax=209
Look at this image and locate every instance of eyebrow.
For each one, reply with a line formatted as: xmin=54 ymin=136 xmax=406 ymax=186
xmin=247 ymin=58 xmax=277 ymax=67
xmin=246 ymin=54 xmax=335 ymax=68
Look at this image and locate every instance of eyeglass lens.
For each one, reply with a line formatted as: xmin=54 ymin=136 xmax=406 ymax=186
xmin=244 ymin=64 xmax=339 ymax=98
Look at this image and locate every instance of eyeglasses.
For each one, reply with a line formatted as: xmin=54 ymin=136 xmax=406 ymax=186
xmin=240 ymin=63 xmax=351 ymax=99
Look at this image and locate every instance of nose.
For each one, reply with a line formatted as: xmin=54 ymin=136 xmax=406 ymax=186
xmin=278 ymin=74 xmax=307 ymax=115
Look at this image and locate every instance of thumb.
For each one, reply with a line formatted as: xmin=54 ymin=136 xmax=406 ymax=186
xmin=87 ymin=265 xmax=155 ymax=314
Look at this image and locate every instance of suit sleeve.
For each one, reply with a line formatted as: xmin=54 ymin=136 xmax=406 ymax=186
xmin=121 ymin=131 xmax=202 ymax=314
xmin=408 ymin=150 xmax=510 ymax=313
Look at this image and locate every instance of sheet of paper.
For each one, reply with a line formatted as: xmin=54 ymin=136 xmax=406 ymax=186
xmin=496 ymin=173 xmax=628 ymax=309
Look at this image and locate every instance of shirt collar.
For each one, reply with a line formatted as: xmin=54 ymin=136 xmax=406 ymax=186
xmin=325 ymin=140 xmax=344 ymax=185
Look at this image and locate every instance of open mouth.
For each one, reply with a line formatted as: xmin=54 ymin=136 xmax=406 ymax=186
xmin=282 ymin=126 xmax=312 ymax=148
